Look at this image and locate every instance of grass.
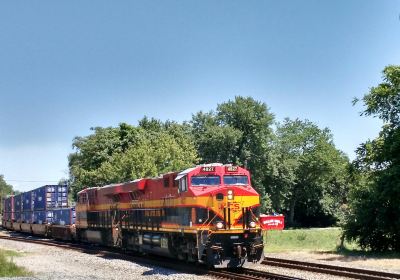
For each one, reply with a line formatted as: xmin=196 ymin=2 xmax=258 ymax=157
xmin=264 ymin=227 xmax=400 ymax=259
xmin=0 ymin=249 xmax=31 ymax=277
xmin=1 ymin=249 xmax=24 ymax=257
xmin=264 ymin=227 xmax=359 ymax=253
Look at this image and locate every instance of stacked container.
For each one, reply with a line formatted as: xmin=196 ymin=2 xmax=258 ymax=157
xmin=32 ymin=185 xmax=69 ymax=224
xmin=13 ymin=194 xmax=22 ymax=222
xmin=22 ymin=191 xmax=33 ymax=223
xmin=33 ymin=185 xmax=68 ymax=210
xmin=3 ymin=196 xmax=14 ymax=221
xmin=52 ymin=207 xmax=75 ymax=225
xmin=5 ymin=196 xmax=14 ymax=213
xmin=33 ymin=211 xmax=53 ymax=225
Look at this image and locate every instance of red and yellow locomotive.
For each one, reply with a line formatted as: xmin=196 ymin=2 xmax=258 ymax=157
xmin=76 ymin=163 xmax=264 ymax=268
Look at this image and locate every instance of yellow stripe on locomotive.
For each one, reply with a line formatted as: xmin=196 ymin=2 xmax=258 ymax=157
xmin=75 ymin=163 xmax=264 ymax=268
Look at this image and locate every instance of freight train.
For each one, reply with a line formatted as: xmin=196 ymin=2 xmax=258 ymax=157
xmin=1 ymin=163 xmax=265 ymax=268
xmin=1 ymin=185 xmax=75 ymax=239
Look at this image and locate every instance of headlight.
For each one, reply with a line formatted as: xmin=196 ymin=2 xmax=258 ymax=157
xmin=227 ymin=190 xmax=233 ymax=195
xmin=249 ymin=221 xmax=256 ymax=228
xmin=227 ymin=194 xmax=234 ymax=200
xmin=216 ymin=221 xmax=224 ymax=229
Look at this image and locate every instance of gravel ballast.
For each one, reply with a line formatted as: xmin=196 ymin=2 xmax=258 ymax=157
xmin=1 ymin=231 xmax=399 ymax=280
xmin=0 ymin=238 xmax=212 ymax=280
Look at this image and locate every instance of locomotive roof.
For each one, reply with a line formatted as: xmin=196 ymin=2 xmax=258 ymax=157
xmin=78 ymin=163 xmax=240 ymax=194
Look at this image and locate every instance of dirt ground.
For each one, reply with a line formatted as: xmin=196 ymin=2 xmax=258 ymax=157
xmin=267 ymin=251 xmax=400 ymax=273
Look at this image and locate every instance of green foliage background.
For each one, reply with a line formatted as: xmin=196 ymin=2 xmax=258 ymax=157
xmin=67 ymin=66 xmax=400 ymax=252
xmin=68 ymin=96 xmax=350 ymax=230
xmin=343 ymin=65 xmax=400 ymax=251
xmin=69 ymin=119 xmax=198 ymax=198
xmin=0 ymin=59 xmax=395 ymax=252
xmin=266 ymin=119 xmax=349 ymax=227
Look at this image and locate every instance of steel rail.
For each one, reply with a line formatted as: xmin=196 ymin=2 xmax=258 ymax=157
xmin=263 ymin=257 xmax=400 ymax=280
xmin=208 ymin=269 xmax=302 ymax=280
xmin=0 ymin=233 xmax=299 ymax=280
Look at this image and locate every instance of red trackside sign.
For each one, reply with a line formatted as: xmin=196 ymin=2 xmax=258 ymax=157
xmin=259 ymin=214 xmax=285 ymax=230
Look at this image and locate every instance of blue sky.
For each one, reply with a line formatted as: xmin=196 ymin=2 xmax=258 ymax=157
xmin=1 ymin=1 xmax=399 ymax=191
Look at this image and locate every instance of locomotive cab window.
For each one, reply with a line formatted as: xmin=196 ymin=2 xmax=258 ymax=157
xmin=163 ymin=177 xmax=169 ymax=188
xmin=79 ymin=193 xmax=88 ymax=203
xmin=223 ymin=175 xmax=249 ymax=185
xmin=178 ymin=176 xmax=188 ymax=192
xmin=191 ymin=176 xmax=221 ymax=186
xmin=173 ymin=175 xmax=179 ymax=187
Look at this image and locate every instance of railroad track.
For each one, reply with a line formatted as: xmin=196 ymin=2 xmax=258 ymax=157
xmin=2 ymin=232 xmax=400 ymax=280
xmin=208 ymin=268 xmax=301 ymax=280
xmin=0 ymin=232 xmax=300 ymax=280
xmin=262 ymin=257 xmax=400 ymax=280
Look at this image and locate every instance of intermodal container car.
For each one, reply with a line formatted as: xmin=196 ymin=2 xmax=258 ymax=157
xmin=2 ymin=212 xmax=10 ymax=221
xmin=52 ymin=208 xmax=75 ymax=225
xmin=4 ymin=211 xmax=14 ymax=222
xmin=14 ymin=211 xmax=21 ymax=222
xmin=14 ymin=194 xmax=22 ymax=213
xmin=22 ymin=191 xmax=33 ymax=211
xmin=21 ymin=211 xmax=32 ymax=223
xmin=33 ymin=210 xmax=53 ymax=224
xmin=33 ymin=185 xmax=68 ymax=210
xmin=5 ymin=196 xmax=14 ymax=212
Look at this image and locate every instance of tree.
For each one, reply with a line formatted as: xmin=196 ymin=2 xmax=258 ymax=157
xmin=191 ymin=111 xmax=243 ymax=164
xmin=69 ymin=120 xmax=198 ymax=198
xmin=343 ymin=65 xmax=400 ymax=251
xmin=191 ymin=96 xmax=275 ymax=209
xmin=266 ymin=119 xmax=349 ymax=226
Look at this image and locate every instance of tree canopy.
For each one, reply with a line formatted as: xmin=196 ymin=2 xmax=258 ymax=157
xmin=343 ymin=65 xmax=400 ymax=251
xmin=266 ymin=119 xmax=350 ymax=226
xmin=191 ymin=96 xmax=274 ymax=205
xmin=68 ymin=119 xmax=198 ymax=198
xmin=68 ymin=96 xmax=351 ymax=229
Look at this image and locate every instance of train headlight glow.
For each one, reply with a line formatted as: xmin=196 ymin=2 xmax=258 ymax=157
xmin=227 ymin=190 xmax=234 ymax=200
xmin=249 ymin=221 xmax=256 ymax=228
xmin=216 ymin=222 xmax=224 ymax=229
xmin=227 ymin=190 xmax=233 ymax=195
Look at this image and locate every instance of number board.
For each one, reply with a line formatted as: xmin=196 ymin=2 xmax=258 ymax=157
xmin=225 ymin=166 xmax=238 ymax=172
xmin=201 ymin=166 xmax=215 ymax=172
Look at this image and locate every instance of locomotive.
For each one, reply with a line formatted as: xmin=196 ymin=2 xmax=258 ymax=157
xmin=2 ymin=163 xmax=264 ymax=268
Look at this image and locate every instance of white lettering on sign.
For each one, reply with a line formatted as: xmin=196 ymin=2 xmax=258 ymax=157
xmin=263 ymin=219 xmax=283 ymax=226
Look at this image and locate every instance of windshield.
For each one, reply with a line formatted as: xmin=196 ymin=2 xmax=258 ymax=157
xmin=191 ymin=176 xmax=221 ymax=186
xmin=223 ymin=175 xmax=249 ymax=185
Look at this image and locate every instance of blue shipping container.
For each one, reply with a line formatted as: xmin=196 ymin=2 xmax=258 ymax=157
xmin=22 ymin=191 xmax=33 ymax=211
xmin=55 ymin=185 xmax=68 ymax=208
xmin=14 ymin=211 xmax=21 ymax=222
xmin=21 ymin=211 xmax=32 ymax=223
xmin=14 ymin=194 xmax=22 ymax=213
xmin=32 ymin=185 xmax=69 ymax=211
xmin=52 ymin=208 xmax=75 ymax=225
xmin=33 ymin=211 xmax=53 ymax=224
